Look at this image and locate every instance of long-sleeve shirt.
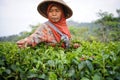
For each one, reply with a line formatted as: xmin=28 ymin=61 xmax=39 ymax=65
xmin=24 ymin=23 xmax=57 ymax=47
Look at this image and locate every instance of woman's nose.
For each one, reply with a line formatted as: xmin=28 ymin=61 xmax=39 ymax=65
xmin=52 ymin=11 xmax=56 ymax=16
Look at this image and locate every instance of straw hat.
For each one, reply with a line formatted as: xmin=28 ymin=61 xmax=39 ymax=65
xmin=37 ymin=0 xmax=73 ymax=19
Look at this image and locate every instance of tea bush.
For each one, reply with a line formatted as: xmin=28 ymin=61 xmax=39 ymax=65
xmin=0 ymin=41 xmax=120 ymax=80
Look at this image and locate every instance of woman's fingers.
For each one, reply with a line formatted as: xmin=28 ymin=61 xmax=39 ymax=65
xmin=17 ymin=43 xmax=28 ymax=48
xmin=73 ymin=43 xmax=80 ymax=48
xmin=18 ymin=44 xmax=24 ymax=48
xmin=16 ymin=39 xmax=25 ymax=45
xmin=16 ymin=39 xmax=28 ymax=48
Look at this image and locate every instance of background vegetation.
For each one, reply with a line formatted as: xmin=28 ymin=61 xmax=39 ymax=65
xmin=0 ymin=9 xmax=120 ymax=42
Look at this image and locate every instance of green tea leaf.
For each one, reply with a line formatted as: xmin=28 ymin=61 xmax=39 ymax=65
xmin=81 ymin=77 xmax=89 ymax=80
xmin=5 ymin=69 xmax=11 ymax=74
xmin=48 ymin=72 xmax=57 ymax=80
xmin=78 ymin=61 xmax=86 ymax=71
xmin=68 ymin=68 xmax=75 ymax=77
xmin=92 ymin=74 xmax=101 ymax=80
xmin=86 ymin=60 xmax=94 ymax=72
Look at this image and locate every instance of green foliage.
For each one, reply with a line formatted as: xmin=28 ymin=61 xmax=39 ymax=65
xmin=0 ymin=41 xmax=120 ymax=80
xmin=69 ymin=26 xmax=90 ymax=41
xmin=95 ymin=9 xmax=120 ymax=42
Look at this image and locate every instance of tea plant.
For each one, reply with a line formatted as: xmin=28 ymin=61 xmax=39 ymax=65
xmin=0 ymin=41 xmax=120 ymax=80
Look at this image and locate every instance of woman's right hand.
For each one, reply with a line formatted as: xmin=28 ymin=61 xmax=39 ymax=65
xmin=16 ymin=39 xmax=28 ymax=48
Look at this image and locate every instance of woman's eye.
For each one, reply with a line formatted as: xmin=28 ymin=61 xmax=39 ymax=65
xmin=56 ymin=10 xmax=60 ymax=12
xmin=49 ymin=10 xmax=53 ymax=12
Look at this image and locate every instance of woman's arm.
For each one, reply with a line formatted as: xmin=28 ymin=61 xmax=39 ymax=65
xmin=16 ymin=24 xmax=56 ymax=48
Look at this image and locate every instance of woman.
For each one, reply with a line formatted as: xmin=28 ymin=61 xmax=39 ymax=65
xmin=17 ymin=0 xmax=79 ymax=48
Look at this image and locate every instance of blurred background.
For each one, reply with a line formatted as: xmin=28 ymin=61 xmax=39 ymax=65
xmin=0 ymin=0 xmax=120 ymax=42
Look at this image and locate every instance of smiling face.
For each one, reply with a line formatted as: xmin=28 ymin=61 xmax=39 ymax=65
xmin=47 ymin=5 xmax=63 ymax=23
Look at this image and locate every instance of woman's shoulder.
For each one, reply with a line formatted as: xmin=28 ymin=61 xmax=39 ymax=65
xmin=36 ymin=22 xmax=50 ymax=31
xmin=37 ymin=22 xmax=48 ymax=28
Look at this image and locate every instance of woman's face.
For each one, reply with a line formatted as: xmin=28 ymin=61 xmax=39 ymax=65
xmin=48 ymin=5 xmax=62 ymax=22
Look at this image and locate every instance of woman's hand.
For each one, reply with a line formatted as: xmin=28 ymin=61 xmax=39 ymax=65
xmin=73 ymin=43 xmax=80 ymax=49
xmin=16 ymin=39 xmax=28 ymax=48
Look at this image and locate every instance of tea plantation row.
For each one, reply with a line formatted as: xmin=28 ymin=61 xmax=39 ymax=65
xmin=0 ymin=41 xmax=120 ymax=80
